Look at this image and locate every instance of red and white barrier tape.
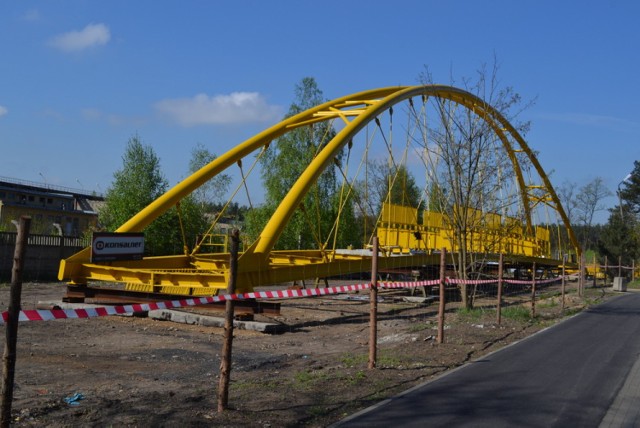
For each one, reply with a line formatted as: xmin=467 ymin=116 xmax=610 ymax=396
xmin=447 ymin=278 xmax=499 ymax=285
xmin=0 ymin=283 xmax=370 ymax=324
xmin=378 ymin=279 xmax=440 ymax=288
xmin=503 ymin=277 xmax=561 ymax=285
xmin=0 ymin=276 xmax=563 ymax=324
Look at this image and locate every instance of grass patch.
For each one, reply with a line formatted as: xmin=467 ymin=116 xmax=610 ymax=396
xmin=457 ymin=307 xmax=486 ymax=321
xmin=293 ymin=370 xmax=328 ymax=387
xmin=627 ymin=280 xmax=640 ymax=289
xmin=501 ymin=305 xmax=531 ymax=322
xmin=340 ymin=352 xmax=367 ymax=367
xmin=539 ymin=290 xmax=561 ymax=300
xmin=345 ymin=370 xmax=367 ymax=385
xmin=340 ymin=350 xmax=406 ymax=369
xmin=538 ymin=299 xmax=559 ymax=309
xmin=563 ymin=307 xmax=582 ymax=317
xmin=407 ymin=322 xmax=432 ymax=333
xmin=376 ymin=350 xmax=404 ymax=367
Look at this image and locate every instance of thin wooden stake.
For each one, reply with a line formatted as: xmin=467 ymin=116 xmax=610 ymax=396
xmin=561 ymin=256 xmax=566 ymax=312
xmin=592 ymin=253 xmax=597 ymax=288
xmin=368 ymin=237 xmax=379 ymax=370
xmin=217 ymin=229 xmax=239 ymax=413
xmin=618 ymin=256 xmax=622 ymax=278
xmin=579 ymin=254 xmax=586 ymax=297
xmin=496 ymin=253 xmax=503 ymax=325
xmin=531 ymin=262 xmax=537 ymax=318
xmin=1 ymin=216 xmax=31 ymax=428
xmin=437 ymin=248 xmax=446 ymax=344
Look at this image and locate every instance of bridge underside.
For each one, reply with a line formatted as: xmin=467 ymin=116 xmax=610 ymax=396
xmin=62 ymin=249 xmax=566 ymax=297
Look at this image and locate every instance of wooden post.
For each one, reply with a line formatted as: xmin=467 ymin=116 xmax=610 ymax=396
xmin=1 ymin=216 xmax=31 ymax=428
xmin=561 ymin=255 xmax=566 ymax=312
xmin=531 ymin=262 xmax=537 ymax=318
xmin=579 ymin=254 xmax=586 ymax=297
xmin=217 ymin=229 xmax=239 ymax=413
xmin=633 ymin=260 xmax=636 ymax=282
xmin=618 ymin=256 xmax=622 ymax=278
xmin=496 ymin=253 xmax=503 ymax=325
xmin=604 ymin=256 xmax=608 ymax=287
xmin=368 ymin=237 xmax=379 ymax=370
xmin=437 ymin=248 xmax=446 ymax=344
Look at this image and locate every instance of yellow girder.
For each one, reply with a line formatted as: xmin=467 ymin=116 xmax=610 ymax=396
xmin=59 ymin=85 xmax=580 ymax=295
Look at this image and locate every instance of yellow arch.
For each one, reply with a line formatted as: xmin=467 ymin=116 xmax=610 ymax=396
xmin=59 ymin=85 xmax=579 ymax=291
xmin=246 ymin=85 xmax=578 ymax=260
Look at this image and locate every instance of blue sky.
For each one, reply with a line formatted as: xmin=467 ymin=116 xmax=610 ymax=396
xmin=1 ymin=0 xmax=638 ymax=223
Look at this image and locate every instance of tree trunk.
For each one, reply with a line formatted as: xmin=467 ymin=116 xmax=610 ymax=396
xmin=217 ymin=229 xmax=239 ymax=412
xmin=1 ymin=216 xmax=31 ymax=427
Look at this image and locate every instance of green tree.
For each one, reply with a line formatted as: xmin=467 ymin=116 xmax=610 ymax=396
xmin=365 ymin=160 xmax=422 ymax=210
xmin=246 ymin=77 xmax=358 ymax=250
xmin=99 ymin=135 xmax=207 ymax=256
xmin=352 ymin=160 xmax=423 ymax=245
xmin=601 ymin=159 xmax=640 ymax=276
xmin=598 ymin=205 xmax=640 ymax=278
xmin=619 ymin=160 xmax=640 ymax=214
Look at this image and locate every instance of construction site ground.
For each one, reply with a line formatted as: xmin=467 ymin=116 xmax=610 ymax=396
xmin=0 ymin=280 xmax=616 ymax=427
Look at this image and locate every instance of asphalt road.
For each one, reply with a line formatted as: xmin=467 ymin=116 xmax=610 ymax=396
xmin=335 ymin=292 xmax=640 ymax=427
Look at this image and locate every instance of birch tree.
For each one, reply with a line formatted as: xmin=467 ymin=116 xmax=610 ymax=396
xmin=420 ymin=61 xmax=534 ymax=309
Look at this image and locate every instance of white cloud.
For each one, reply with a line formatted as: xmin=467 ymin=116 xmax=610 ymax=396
xmin=155 ymin=92 xmax=282 ymax=126
xmin=0 ymin=105 xmax=7 ymax=117
xmin=48 ymin=23 xmax=111 ymax=52
xmin=81 ymin=107 xmax=146 ymax=127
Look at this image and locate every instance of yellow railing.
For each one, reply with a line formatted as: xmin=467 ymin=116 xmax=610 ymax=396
xmin=377 ymin=203 xmax=551 ymax=258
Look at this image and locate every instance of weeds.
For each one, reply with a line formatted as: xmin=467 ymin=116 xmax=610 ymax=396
xmin=340 ymin=352 xmax=367 ymax=367
xmin=340 ymin=351 xmax=406 ymax=369
xmin=408 ymin=322 xmax=432 ymax=333
xmin=292 ymin=370 xmax=329 ymax=390
xmin=456 ymin=307 xmax=486 ymax=321
xmin=501 ymin=305 xmax=531 ymax=322
xmin=627 ymin=280 xmax=640 ymax=289
xmin=346 ymin=370 xmax=367 ymax=385
xmin=538 ymin=299 xmax=559 ymax=309
xmin=562 ymin=307 xmax=582 ymax=317
xmin=376 ymin=351 xmax=404 ymax=367
xmin=538 ymin=291 xmax=561 ymax=300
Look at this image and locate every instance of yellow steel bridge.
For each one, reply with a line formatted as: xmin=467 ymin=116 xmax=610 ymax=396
xmin=58 ymin=85 xmax=579 ymax=296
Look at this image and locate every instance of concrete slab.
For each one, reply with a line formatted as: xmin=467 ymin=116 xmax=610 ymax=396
xmin=148 ymin=309 xmax=282 ymax=333
xmin=37 ymin=300 xmax=283 ymax=333
xmin=402 ymin=296 xmax=436 ymax=304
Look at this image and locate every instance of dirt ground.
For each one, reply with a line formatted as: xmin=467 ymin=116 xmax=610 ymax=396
xmin=0 ymin=280 xmax=614 ymax=427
